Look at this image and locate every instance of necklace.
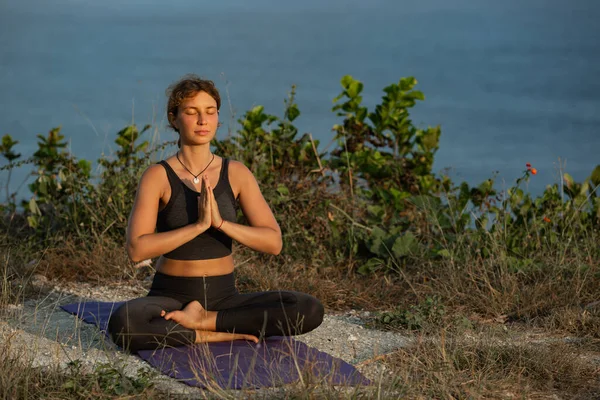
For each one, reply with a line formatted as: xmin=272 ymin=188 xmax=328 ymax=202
xmin=176 ymin=152 xmax=215 ymax=184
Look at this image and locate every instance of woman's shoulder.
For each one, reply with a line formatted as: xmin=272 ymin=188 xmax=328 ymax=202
xmin=143 ymin=161 xmax=170 ymax=177
xmin=226 ymin=159 xmax=254 ymax=179
xmin=226 ymin=158 xmax=246 ymax=169
xmin=137 ymin=162 xmax=170 ymax=189
xmin=225 ymin=159 xmax=259 ymax=198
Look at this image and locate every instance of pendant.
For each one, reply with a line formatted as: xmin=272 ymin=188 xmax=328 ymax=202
xmin=193 ymin=177 xmax=200 ymax=184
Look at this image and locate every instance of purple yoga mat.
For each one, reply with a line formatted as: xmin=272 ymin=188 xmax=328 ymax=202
xmin=61 ymin=301 xmax=371 ymax=389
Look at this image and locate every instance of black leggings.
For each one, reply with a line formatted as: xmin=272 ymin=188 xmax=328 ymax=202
xmin=107 ymin=272 xmax=324 ymax=353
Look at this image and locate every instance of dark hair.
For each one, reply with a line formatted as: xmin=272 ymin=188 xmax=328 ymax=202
xmin=166 ymin=74 xmax=221 ymax=147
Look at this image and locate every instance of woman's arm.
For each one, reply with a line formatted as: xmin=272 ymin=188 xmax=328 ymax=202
xmin=214 ymin=161 xmax=282 ymax=255
xmin=126 ymin=165 xmax=211 ymax=262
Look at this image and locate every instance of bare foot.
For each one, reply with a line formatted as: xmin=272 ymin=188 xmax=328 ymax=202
xmin=195 ymin=330 xmax=259 ymax=344
xmin=161 ymin=300 xmax=216 ymax=330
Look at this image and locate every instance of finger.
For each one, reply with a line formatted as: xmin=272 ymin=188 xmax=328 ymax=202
xmin=205 ymin=185 xmax=211 ymax=208
xmin=208 ymin=181 xmax=216 ymax=200
xmin=201 ymin=174 xmax=208 ymax=193
xmin=207 ymin=183 xmax=217 ymax=206
xmin=197 ymin=196 xmax=204 ymax=218
xmin=206 ymin=180 xmax=212 ymax=206
xmin=206 ymin=182 xmax=213 ymax=202
xmin=198 ymin=178 xmax=205 ymax=203
xmin=204 ymin=191 xmax=211 ymax=221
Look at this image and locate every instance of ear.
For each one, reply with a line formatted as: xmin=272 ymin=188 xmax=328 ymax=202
xmin=168 ymin=112 xmax=179 ymax=131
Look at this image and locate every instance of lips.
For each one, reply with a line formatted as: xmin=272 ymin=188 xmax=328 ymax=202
xmin=194 ymin=130 xmax=211 ymax=135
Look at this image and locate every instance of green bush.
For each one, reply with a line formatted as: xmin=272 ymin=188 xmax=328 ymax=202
xmin=1 ymin=76 xmax=598 ymax=275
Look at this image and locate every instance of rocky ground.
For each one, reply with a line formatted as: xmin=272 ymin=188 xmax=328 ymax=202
xmin=0 ymin=275 xmax=412 ymax=398
xmin=4 ymin=275 xmax=599 ymax=399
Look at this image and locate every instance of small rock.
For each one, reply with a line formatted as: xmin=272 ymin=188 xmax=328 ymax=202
xmin=31 ymin=274 xmax=49 ymax=287
xmin=4 ymin=304 xmax=23 ymax=315
xmin=133 ymin=259 xmax=153 ymax=269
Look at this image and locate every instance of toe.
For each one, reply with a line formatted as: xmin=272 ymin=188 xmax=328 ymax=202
xmin=245 ymin=334 xmax=259 ymax=343
xmin=163 ymin=311 xmax=175 ymax=320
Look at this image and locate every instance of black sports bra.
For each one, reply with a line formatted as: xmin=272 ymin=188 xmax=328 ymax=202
xmin=156 ymin=158 xmax=237 ymax=260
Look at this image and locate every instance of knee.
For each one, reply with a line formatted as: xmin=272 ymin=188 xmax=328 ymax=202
xmin=297 ymin=294 xmax=324 ymax=334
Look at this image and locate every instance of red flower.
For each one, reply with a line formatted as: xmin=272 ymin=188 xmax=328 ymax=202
xmin=543 ymin=216 xmax=551 ymax=223
xmin=531 ymin=168 xmax=537 ymax=175
xmin=526 ymin=163 xmax=531 ymax=168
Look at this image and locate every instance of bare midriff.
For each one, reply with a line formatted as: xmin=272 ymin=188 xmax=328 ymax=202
xmin=156 ymin=254 xmax=235 ymax=277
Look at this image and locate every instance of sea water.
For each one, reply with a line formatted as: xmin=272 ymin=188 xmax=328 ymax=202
xmin=1 ymin=0 xmax=599 ymax=198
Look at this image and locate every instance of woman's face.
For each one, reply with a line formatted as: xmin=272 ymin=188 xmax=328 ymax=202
xmin=171 ymin=90 xmax=219 ymax=146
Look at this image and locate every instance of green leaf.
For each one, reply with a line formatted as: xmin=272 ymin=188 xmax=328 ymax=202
xmin=358 ymin=257 xmax=385 ymax=275
xmin=340 ymin=75 xmax=355 ymax=89
xmin=38 ymin=178 xmax=48 ymax=196
xmin=367 ymin=227 xmax=388 ymax=257
xmin=419 ymin=127 xmax=440 ymax=151
xmin=409 ymin=195 xmax=441 ymax=212
xmin=367 ymin=205 xmax=384 ymax=218
xmin=391 ymin=232 xmax=417 ymax=259
xmin=27 ymin=215 xmax=38 ymax=228
xmin=0 ymin=134 xmax=21 ymax=162
xmin=563 ymin=173 xmax=575 ymax=190
xmin=437 ymin=249 xmax=451 ymax=258
xmin=347 ymin=81 xmax=363 ymax=98
xmin=250 ymin=105 xmax=265 ymax=116
xmin=356 ymin=107 xmax=368 ymax=122
xmin=78 ymin=159 xmax=92 ymax=176
xmin=411 ymin=90 xmax=425 ymax=101
xmin=62 ymin=380 xmax=75 ymax=390
xmin=276 ymin=184 xmax=289 ymax=197
xmin=580 ymin=181 xmax=590 ymax=197
xmin=29 ymin=198 xmax=41 ymax=215
xmin=589 ymin=165 xmax=600 ymax=189
xmin=1 ymin=134 xmax=18 ymax=148
xmin=287 ymin=104 xmax=300 ymax=122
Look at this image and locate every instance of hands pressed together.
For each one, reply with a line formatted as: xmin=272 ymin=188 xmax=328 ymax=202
xmin=196 ymin=174 xmax=225 ymax=232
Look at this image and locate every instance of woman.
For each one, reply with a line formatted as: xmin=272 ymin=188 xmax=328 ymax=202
xmin=107 ymin=75 xmax=324 ymax=353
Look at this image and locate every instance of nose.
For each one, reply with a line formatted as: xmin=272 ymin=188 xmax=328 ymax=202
xmin=196 ymin=113 xmax=208 ymax=125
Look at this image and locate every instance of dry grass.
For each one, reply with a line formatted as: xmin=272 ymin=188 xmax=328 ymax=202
xmin=232 ymin=237 xmax=600 ymax=338
xmin=35 ymin=238 xmax=137 ymax=282
xmin=0 ymin=341 xmax=159 ymax=400
xmin=384 ymin=332 xmax=600 ymax=399
xmin=1 ymin=207 xmax=599 ymax=398
xmin=234 ymin=254 xmax=409 ymax=311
